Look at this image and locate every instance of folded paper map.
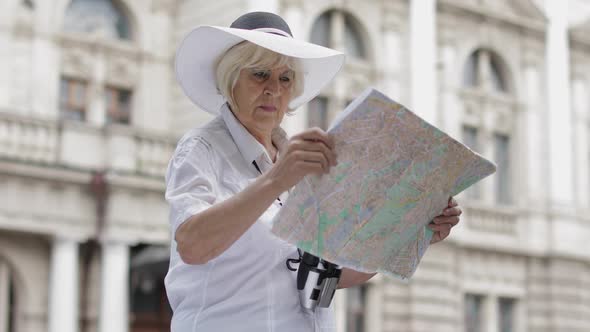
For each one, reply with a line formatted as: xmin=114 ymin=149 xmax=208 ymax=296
xmin=271 ymin=87 xmax=496 ymax=279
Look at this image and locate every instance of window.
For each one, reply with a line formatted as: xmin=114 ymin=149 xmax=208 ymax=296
xmin=463 ymin=50 xmax=480 ymax=88
xmin=105 ymin=86 xmax=132 ymax=125
xmin=462 ymin=49 xmax=508 ymax=93
xmin=346 ymin=285 xmax=367 ymax=332
xmin=8 ymin=278 xmax=15 ymax=332
xmin=498 ymin=298 xmax=516 ymax=332
xmin=343 ymin=15 xmax=366 ymax=59
xmin=462 ymin=125 xmax=479 ymax=151
xmin=310 ymin=10 xmax=367 ymax=60
xmin=310 ymin=13 xmax=331 ymax=49
xmin=461 ymin=49 xmax=514 ymax=205
xmin=462 ymin=126 xmax=481 ymax=199
xmin=490 ymin=56 xmax=507 ymax=93
xmin=0 ymin=262 xmax=16 ymax=332
xmin=465 ymin=294 xmax=484 ymax=332
xmin=59 ymin=77 xmax=88 ymax=121
xmin=63 ymin=0 xmax=131 ymax=40
xmin=308 ymin=96 xmax=329 ymax=129
xmin=494 ymin=134 xmax=511 ymax=204
xmin=22 ymin=0 xmax=34 ymax=9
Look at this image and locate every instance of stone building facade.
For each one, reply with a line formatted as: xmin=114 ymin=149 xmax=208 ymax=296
xmin=0 ymin=0 xmax=589 ymax=332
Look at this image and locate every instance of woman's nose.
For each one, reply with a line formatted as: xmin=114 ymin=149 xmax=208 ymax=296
xmin=264 ymin=78 xmax=281 ymax=96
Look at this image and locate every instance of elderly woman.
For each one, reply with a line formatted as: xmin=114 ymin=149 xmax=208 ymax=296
xmin=165 ymin=11 xmax=462 ymax=332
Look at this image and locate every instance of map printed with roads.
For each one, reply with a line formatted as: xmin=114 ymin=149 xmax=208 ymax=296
xmin=271 ymin=88 xmax=496 ymax=279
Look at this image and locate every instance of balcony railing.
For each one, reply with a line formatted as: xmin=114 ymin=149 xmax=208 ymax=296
xmin=0 ymin=112 xmax=58 ymax=164
xmin=0 ymin=112 xmax=176 ymax=178
xmin=464 ymin=203 xmax=518 ymax=236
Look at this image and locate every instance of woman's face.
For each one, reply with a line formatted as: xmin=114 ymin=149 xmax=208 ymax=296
xmin=231 ymin=65 xmax=294 ymax=134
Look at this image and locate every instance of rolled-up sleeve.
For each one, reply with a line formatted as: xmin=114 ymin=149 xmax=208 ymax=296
xmin=165 ymin=135 xmax=218 ymax=237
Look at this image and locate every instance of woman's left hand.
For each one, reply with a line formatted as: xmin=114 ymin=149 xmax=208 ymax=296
xmin=429 ymin=197 xmax=462 ymax=244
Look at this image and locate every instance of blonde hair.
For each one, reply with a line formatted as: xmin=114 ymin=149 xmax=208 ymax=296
xmin=215 ymin=41 xmax=304 ymax=113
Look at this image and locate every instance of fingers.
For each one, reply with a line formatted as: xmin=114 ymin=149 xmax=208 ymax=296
xmin=289 ymin=140 xmax=337 ymax=167
xmin=430 ymin=228 xmax=451 ymax=244
xmin=296 ymin=160 xmax=325 ymax=175
xmin=432 ymin=215 xmax=460 ymax=226
xmin=294 ymin=127 xmax=335 ymax=150
xmin=429 ymin=219 xmax=457 ymax=231
xmin=442 ymin=206 xmax=462 ymax=217
xmin=448 ymin=196 xmax=458 ymax=207
xmin=293 ymin=150 xmax=331 ymax=173
xmin=430 ymin=200 xmax=460 ymax=245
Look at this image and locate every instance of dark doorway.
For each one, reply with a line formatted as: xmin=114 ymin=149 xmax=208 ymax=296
xmin=129 ymin=244 xmax=172 ymax=332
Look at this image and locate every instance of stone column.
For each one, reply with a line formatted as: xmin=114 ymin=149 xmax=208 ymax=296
xmin=365 ymin=278 xmax=383 ymax=332
xmin=543 ymin=1 xmax=587 ymax=258
xmin=48 ymin=236 xmax=80 ymax=332
xmin=572 ymin=78 xmax=589 ymax=208
xmin=0 ymin=261 xmax=9 ymax=332
xmin=31 ymin=0 xmax=60 ymax=117
xmin=484 ymin=295 xmax=498 ymax=332
xmin=334 ymin=289 xmax=346 ymax=332
xmin=0 ymin=1 xmax=17 ymax=109
xmin=409 ymin=0 xmax=437 ymax=124
xmin=87 ymin=49 xmax=106 ymax=126
xmin=280 ymin=0 xmax=307 ymax=136
xmin=439 ymin=40 xmax=461 ymax=139
xmin=545 ymin=0 xmax=573 ymax=208
xmin=247 ymin=0 xmax=278 ymax=13
xmin=522 ymin=64 xmax=544 ymax=206
xmin=99 ymin=241 xmax=130 ymax=332
xmin=521 ymin=60 xmax=550 ymax=253
xmin=379 ymin=7 xmax=402 ymax=99
xmin=331 ymin=12 xmax=346 ymax=118
xmin=134 ymin=5 xmax=172 ymax=132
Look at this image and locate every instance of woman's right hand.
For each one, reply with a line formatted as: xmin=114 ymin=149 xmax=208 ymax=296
xmin=266 ymin=127 xmax=338 ymax=193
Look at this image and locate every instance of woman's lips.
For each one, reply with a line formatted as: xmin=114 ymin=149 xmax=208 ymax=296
xmin=259 ymin=105 xmax=277 ymax=112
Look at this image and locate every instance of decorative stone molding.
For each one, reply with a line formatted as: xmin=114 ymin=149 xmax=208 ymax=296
xmin=105 ymin=55 xmax=138 ymax=88
xmin=381 ymin=0 xmax=406 ymax=32
xmin=151 ymin=0 xmax=178 ymax=14
xmin=438 ymin=0 xmax=546 ymax=34
xmin=464 ymin=204 xmax=519 ymax=235
xmin=521 ymin=39 xmax=545 ymax=68
xmin=61 ymin=46 xmax=94 ymax=79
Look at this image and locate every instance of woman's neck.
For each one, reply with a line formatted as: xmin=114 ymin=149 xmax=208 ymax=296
xmin=249 ymin=129 xmax=277 ymax=162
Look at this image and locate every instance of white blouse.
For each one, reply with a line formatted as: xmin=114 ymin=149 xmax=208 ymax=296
xmin=164 ymin=104 xmax=336 ymax=332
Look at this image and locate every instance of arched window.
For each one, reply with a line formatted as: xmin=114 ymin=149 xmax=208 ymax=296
xmin=310 ymin=10 xmax=367 ymax=60
xmin=63 ymin=0 xmax=132 ymax=40
xmin=462 ymin=49 xmax=509 ymax=93
xmin=460 ymin=48 xmax=514 ymax=205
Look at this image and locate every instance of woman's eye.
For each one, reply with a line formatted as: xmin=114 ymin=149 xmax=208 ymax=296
xmin=253 ymin=71 xmax=269 ymax=79
xmin=280 ymin=76 xmax=291 ymax=82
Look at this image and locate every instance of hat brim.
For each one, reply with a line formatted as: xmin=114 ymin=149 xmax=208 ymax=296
xmin=175 ymin=26 xmax=345 ymax=115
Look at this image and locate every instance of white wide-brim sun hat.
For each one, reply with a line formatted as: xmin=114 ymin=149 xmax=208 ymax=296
xmin=175 ymin=12 xmax=345 ymax=115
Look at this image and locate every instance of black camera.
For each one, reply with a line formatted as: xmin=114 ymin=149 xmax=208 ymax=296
xmin=296 ymin=252 xmax=342 ymax=311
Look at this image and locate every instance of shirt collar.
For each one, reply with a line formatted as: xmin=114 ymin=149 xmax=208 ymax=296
xmin=220 ymin=103 xmax=288 ymax=165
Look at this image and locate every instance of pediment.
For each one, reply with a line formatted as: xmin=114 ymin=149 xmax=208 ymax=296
xmin=441 ymin=0 xmax=546 ymax=24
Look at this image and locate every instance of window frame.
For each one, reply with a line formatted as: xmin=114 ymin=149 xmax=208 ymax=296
xmin=104 ymin=85 xmax=133 ymax=125
xmin=59 ymin=77 xmax=89 ymax=121
xmin=62 ymin=0 xmax=133 ymax=41
xmin=464 ymin=293 xmax=485 ymax=332
xmin=310 ymin=9 xmax=369 ymax=61
xmin=345 ymin=284 xmax=368 ymax=332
